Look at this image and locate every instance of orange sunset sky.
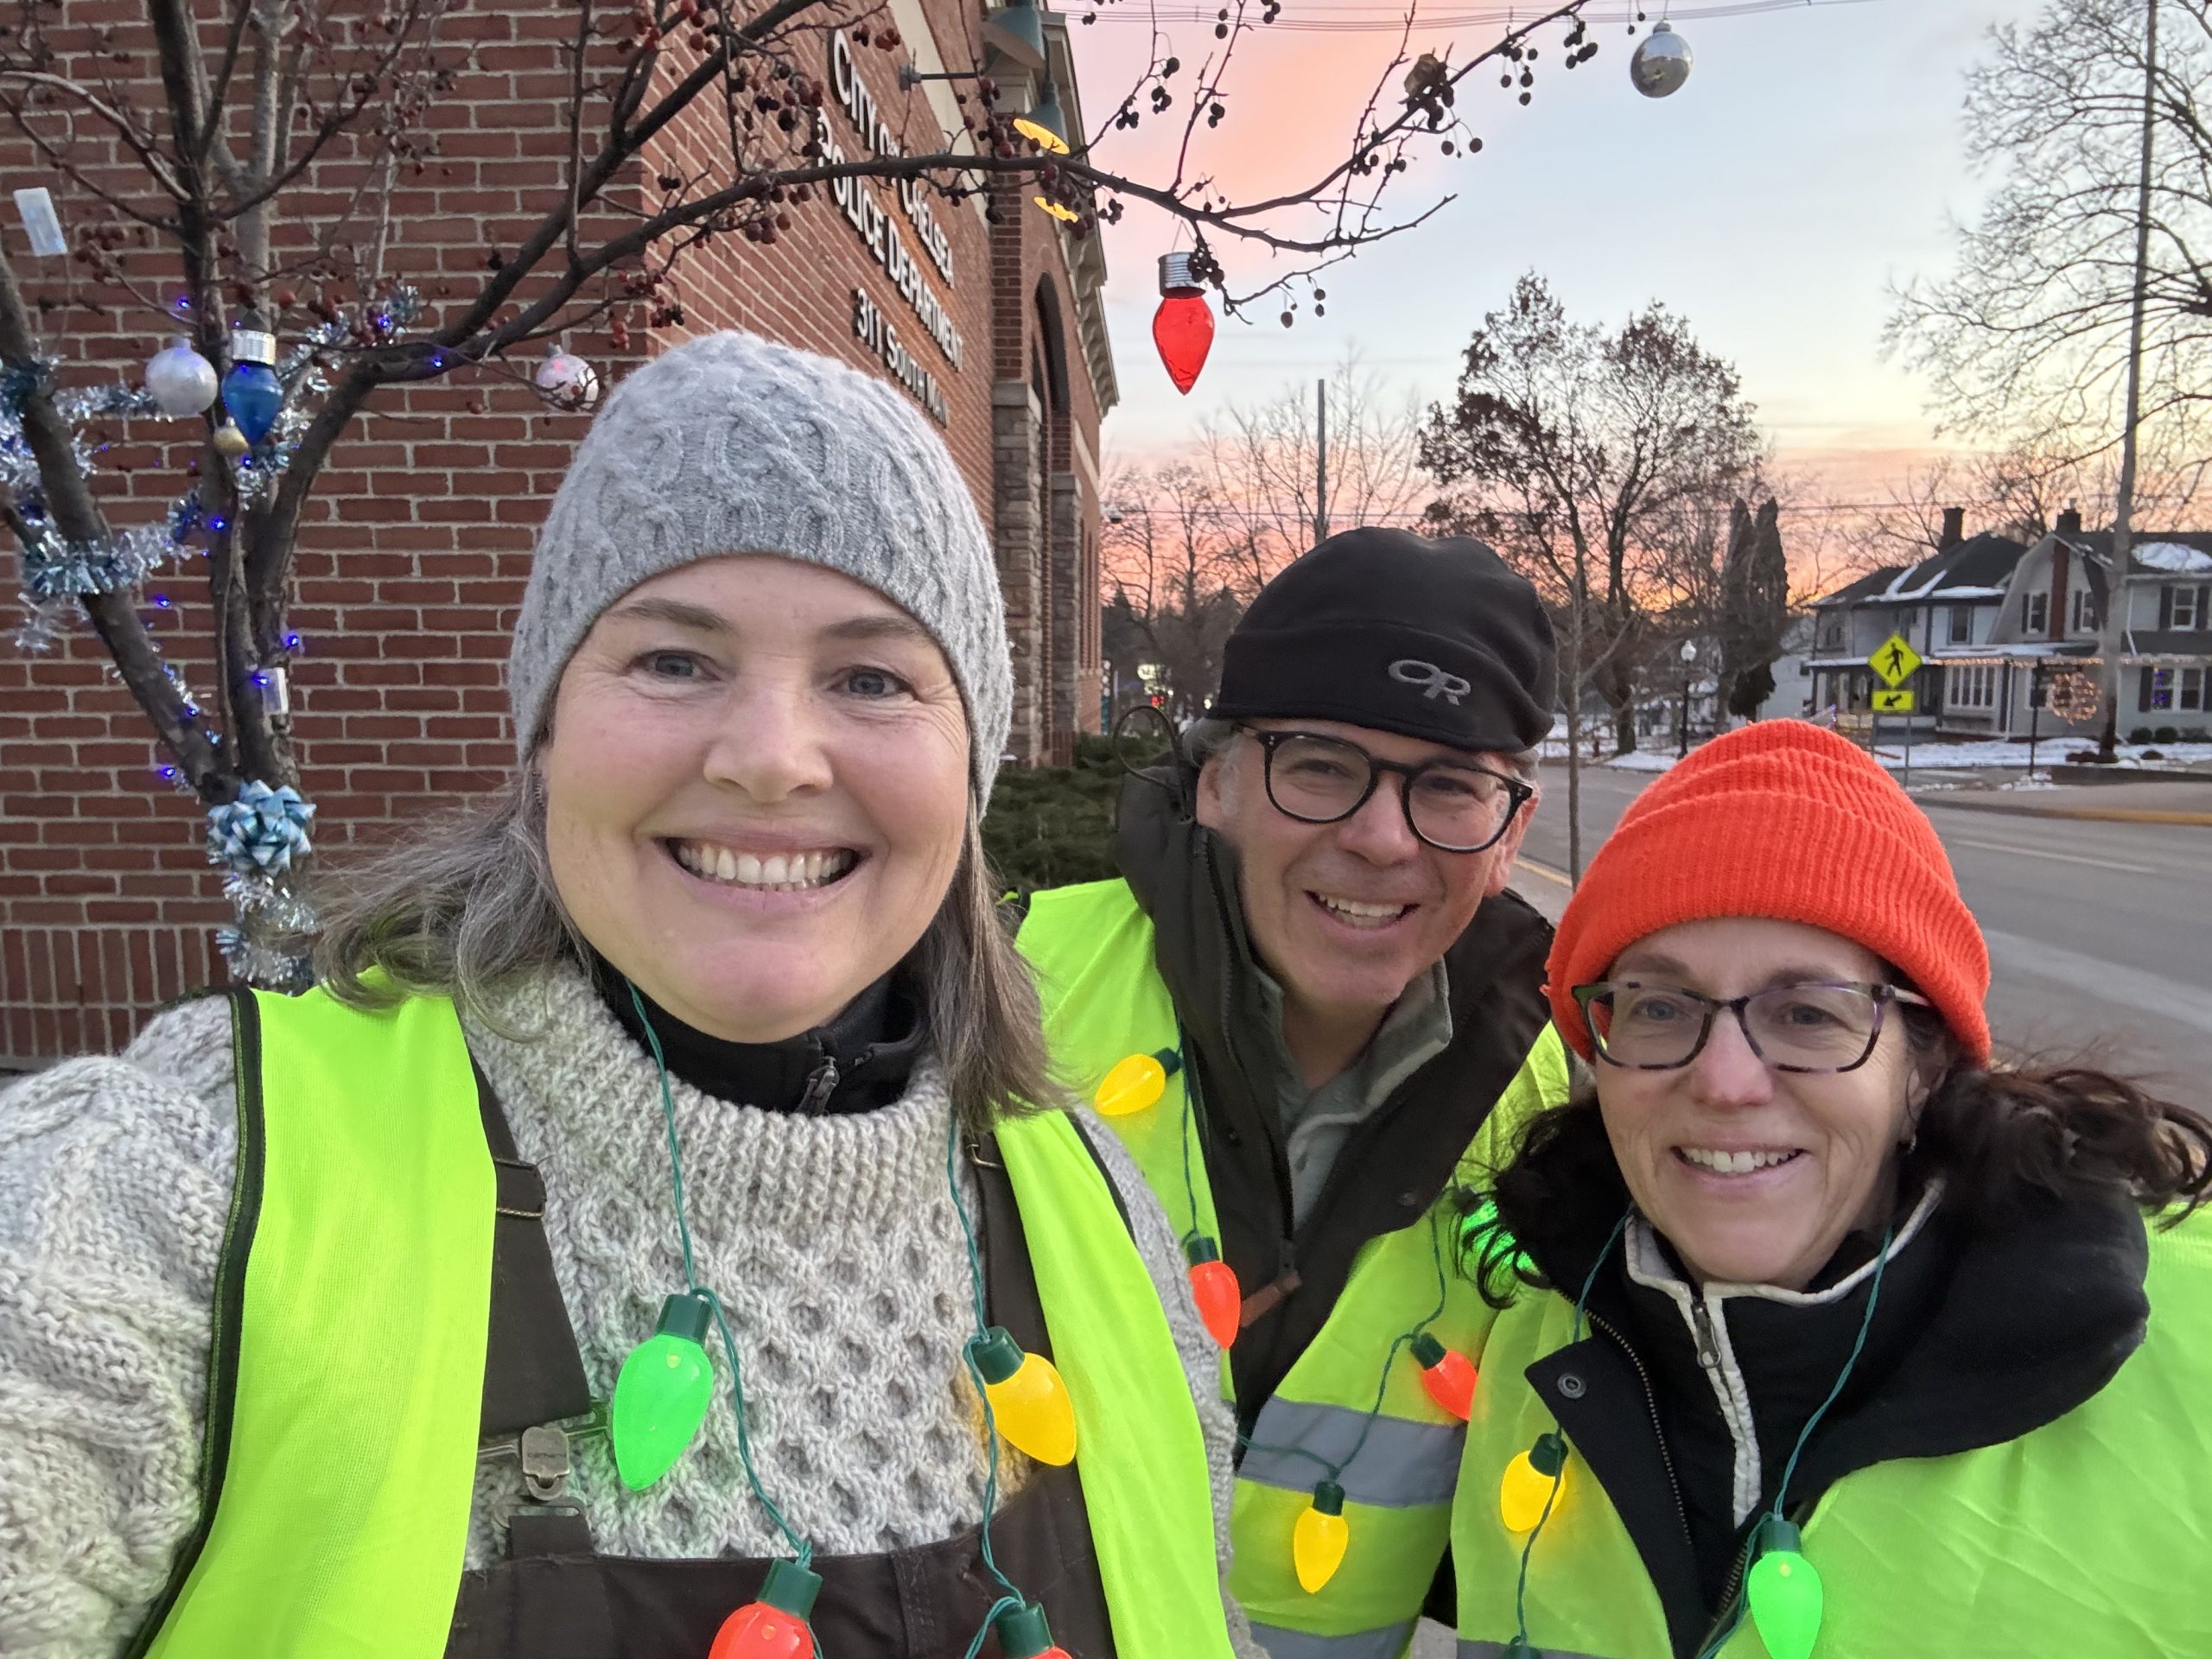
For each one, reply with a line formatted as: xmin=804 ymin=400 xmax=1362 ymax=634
xmin=1073 ymin=0 xmax=2044 ymax=524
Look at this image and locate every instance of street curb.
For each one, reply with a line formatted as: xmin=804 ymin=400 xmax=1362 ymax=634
xmin=1914 ymin=795 xmax=2212 ymax=828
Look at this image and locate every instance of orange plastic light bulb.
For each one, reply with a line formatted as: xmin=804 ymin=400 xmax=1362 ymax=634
xmin=1409 ymin=1331 xmax=1477 ymax=1421
xmin=1185 ymin=1236 xmax=1241 ymax=1348
xmin=708 ymin=1560 xmax=822 ymax=1659
xmin=1094 ymin=1048 xmax=1181 ymax=1116
xmin=1294 ymin=1480 xmax=1351 ymax=1592
xmin=969 ymin=1326 xmax=1078 ymax=1465
xmin=1499 ymin=1432 xmax=1569 ymax=1535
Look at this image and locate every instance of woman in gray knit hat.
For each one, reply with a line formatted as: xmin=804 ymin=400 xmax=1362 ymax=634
xmin=0 ymin=333 xmax=1259 ymax=1659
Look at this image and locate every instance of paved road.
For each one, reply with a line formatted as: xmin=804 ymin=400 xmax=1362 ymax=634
xmin=1508 ymin=761 xmax=2212 ymax=1082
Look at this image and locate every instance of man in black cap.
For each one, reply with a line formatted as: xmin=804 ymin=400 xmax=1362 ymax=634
xmin=1016 ymin=528 xmax=1571 ymax=1659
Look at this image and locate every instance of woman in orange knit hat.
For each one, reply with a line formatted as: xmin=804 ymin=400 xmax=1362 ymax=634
xmin=1447 ymin=721 xmax=2212 ymax=1659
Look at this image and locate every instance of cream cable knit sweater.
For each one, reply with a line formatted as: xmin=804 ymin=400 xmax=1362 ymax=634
xmin=0 ymin=968 xmax=1258 ymax=1657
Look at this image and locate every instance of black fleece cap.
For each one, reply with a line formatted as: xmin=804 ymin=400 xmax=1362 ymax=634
xmin=1211 ymin=527 xmax=1557 ymax=752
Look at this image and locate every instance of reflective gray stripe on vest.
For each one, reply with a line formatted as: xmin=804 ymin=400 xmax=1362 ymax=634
xmin=1238 ymin=1399 xmax=1463 ymax=1509
xmin=1248 ymin=1618 xmax=1416 ymax=1659
xmin=1458 ymin=1642 xmax=1614 ymax=1658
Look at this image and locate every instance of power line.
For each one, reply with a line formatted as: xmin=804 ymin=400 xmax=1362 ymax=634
xmin=1084 ymin=0 xmax=1883 ymax=35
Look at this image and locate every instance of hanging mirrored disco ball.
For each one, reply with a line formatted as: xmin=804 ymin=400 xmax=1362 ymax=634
xmin=1630 ymin=20 xmax=1693 ymax=99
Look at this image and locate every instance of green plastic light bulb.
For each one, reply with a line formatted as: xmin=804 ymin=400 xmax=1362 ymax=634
xmin=1746 ymin=1519 xmax=1824 ymax=1659
xmin=612 ymin=1291 xmax=716 ymax=1491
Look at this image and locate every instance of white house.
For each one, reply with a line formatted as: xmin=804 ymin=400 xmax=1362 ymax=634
xmin=1960 ymin=510 xmax=2212 ymax=739
xmin=1807 ymin=510 xmax=2029 ymax=732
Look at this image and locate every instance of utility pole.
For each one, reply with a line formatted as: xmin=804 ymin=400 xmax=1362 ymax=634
xmin=2098 ymin=0 xmax=2159 ymax=762
xmin=1313 ymin=378 xmax=1330 ymax=548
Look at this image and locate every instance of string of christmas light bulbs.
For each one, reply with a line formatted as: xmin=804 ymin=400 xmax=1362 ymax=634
xmin=620 ymin=983 xmax=1079 ymax=1659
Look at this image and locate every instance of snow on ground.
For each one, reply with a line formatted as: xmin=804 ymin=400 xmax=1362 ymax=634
xmin=1538 ymin=739 xmax=2212 ymax=774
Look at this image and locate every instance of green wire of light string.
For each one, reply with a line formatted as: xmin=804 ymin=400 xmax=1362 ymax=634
xmin=962 ymin=1594 xmax=1028 ymax=1659
xmin=1174 ymin=1024 xmax=1206 ymax=1250
xmin=629 ymin=982 xmax=814 ymax=1570
xmin=1231 ymin=1183 xmax=1459 ymax=1479
xmin=944 ymin=1116 xmax=1027 ymax=1606
xmin=1508 ymin=1207 xmax=1631 ymax=1650
xmin=1689 ymin=1214 xmax=1897 ymax=1659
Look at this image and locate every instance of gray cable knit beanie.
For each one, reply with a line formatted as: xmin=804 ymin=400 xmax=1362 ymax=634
xmin=508 ymin=330 xmax=1014 ymax=797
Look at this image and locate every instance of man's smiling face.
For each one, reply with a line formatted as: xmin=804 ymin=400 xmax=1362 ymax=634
xmin=1195 ymin=717 xmax=1533 ymax=1032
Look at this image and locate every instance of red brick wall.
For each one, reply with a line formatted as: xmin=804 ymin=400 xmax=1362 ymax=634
xmin=0 ymin=0 xmax=1107 ymax=1064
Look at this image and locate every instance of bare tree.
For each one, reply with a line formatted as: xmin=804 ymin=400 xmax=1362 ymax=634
xmin=0 ymin=0 xmax=1605 ymax=976
xmin=1850 ymin=437 xmax=2210 ymax=559
xmin=1888 ymin=0 xmax=2212 ymax=452
xmin=1887 ymin=0 xmax=2212 ymax=758
xmin=1200 ymin=351 xmax=1428 ymax=593
xmin=1100 ymin=461 xmax=1239 ymax=715
xmin=1418 ymin=272 xmax=1764 ymax=784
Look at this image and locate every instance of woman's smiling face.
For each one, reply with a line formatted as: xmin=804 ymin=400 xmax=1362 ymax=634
xmin=1591 ymin=917 xmax=1926 ymax=1290
xmin=538 ymin=554 xmax=970 ymax=1043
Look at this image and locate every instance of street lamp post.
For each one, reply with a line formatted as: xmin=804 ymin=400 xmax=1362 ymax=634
xmin=1678 ymin=641 xmax=1699 ymax=760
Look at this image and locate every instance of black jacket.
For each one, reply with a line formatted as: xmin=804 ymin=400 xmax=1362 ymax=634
xmin=1114 ymin=768 xmax=1555 ymax=1421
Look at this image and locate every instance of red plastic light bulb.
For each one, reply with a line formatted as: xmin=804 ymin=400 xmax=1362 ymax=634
xmin=1410 ymin=1332 xmax=1477 ymax=1422
xmin=709 ymin=1560 xmax=822 ymax=1659
xmin=1185 ymin=1236 xmax=1241 ymax=1348
xmin=1153 ymin=290 xmax=1215 ymax=395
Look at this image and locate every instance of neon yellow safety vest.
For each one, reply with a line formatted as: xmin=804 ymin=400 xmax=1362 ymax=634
xmin=137 ymin=985 xmax=1236 ymax=1659
xmin=1019 ymin=879 xmax=1571 ymax=1659
xmin=1452 ymin=1207 xmax=2212 ymax=1658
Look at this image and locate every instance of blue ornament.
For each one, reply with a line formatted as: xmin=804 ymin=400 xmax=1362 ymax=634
xmin=221 ymin=362 xmax=283 ymax=445
xmin=221 ymin=317 xmax=284 ymax=445
xmin=206 ymin=780 xmax=316 ymax=875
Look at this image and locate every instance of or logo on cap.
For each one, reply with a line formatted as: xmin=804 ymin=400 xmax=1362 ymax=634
xmin=1389 ymin=659 xmax=1472 ymax=705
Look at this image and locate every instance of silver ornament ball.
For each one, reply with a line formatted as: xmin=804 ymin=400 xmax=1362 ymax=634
xmin=534 ymin=346 xmax=601 ymax=412
xmin=144 ymin=336 xmax=219 ymax=417
xmin=1630 ymin=21 xmax=1692 ymax=99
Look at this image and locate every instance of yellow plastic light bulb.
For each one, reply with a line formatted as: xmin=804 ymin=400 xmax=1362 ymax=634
xmin=969 ymin=1326 xmax=1077 ymax=1465
xmin=1499 ymin=1432 xmax=1569 ymax=1535
xmin=1294 ymin=1480 xmax=1351 ymax=1593
xmin=1094 ymin=1049 xmax=1182 ymax=1116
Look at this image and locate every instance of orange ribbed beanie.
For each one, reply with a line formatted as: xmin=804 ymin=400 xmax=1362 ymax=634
xmin=1546 ymin=721 xmax=1991 ymax=1065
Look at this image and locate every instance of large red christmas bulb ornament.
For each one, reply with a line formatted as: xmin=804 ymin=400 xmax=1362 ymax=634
xmin=1410 ymin=1332 xmax=1477 ymax=1422
xmin=1153 ymin=251 xmax=1215 ymax=396
xmin=1185 ymin=1236 xmax=1241 ymax=1348
xmin=709 ymin=1560 xmax=823 ymax=1659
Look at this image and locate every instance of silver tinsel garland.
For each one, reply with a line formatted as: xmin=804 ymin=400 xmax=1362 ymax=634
xmin=6 ymin=286 xmax=431 ymax=991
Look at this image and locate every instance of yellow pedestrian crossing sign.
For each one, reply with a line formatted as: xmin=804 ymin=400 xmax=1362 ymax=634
xmin=1869 ymin=633 xmax=1922 ymax=688
xmin=1872 ymin=689 xmax=1916 ymax=714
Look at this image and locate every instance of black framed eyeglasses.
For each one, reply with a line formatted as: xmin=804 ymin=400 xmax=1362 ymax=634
xmin=1233 ymin=724 xmax=1533 ymax=853
xmin=1572 ymin=981 xmax=1935 ymax=1073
